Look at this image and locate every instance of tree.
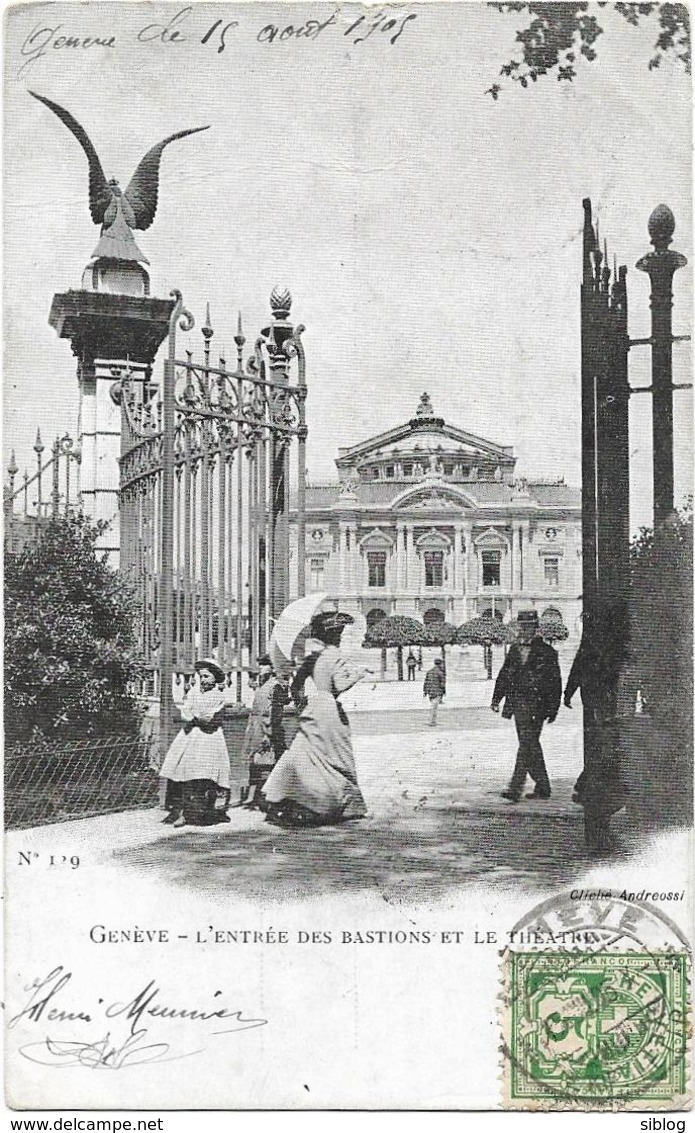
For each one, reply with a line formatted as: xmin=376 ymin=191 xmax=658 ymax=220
xmin=538 ymin=612 xmax=570 ymax=643
xmin=486 ymin=2 xmax=690 ymax=98
xmin=364 ymin=615 xmax=428 ymax=681
xmin=628 ymin=503 xmax=693 ymax=724
xmin=457 ymin=617 xmax=513 ymax=679
xmin=422 ymin=621 xmax=458 ymax=672
xmin=5 ymin=513 xmax=144 ymax=742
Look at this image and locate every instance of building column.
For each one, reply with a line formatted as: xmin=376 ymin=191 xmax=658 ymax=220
xmin=454 ymin=521 xmax=465 ymax=594
xmin=396 ymin=522 xmax=406 ymax=591
xmin=404 ymin=522 xmax=413 ymax=591
xmin=504 ymin=528 xmax=513 ymax=592
xmin=465 ymin=525 xmax=476 ymax=608
xmin=338 ymin=522 xmax=349 ymax=591
xmin=346 ymin=524 xmax=357 ymax=593
xmin=518 ymin=520 xmax=530 ymax=605
xmin=78 ymin=361 xmax=121 ymax=564
xmin=507 ymin=521 xmax=516 ymax=593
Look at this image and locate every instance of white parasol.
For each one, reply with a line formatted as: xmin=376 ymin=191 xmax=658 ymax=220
xmin=268 ymin=592 xmax=330 ymax=671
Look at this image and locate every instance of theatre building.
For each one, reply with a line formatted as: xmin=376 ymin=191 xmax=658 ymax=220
xmin=290 ymin=394 xmax=582 ymax=637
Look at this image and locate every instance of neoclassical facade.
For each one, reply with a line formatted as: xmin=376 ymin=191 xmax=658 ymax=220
xmin=290 ymin=394 xmax=582 ymax=636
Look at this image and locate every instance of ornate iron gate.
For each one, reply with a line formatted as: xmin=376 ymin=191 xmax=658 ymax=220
xmin=117 ymin=287 xmax=307 ymax=747
xmin=580 ymin=199 xmax=690 ymax=850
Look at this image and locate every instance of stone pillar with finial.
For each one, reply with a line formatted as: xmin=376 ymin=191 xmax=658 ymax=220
xmin=49 ymin=273 xmax=175 ymax=565
xmin=262 ymin=286 xmax=294 ymax=621
xmin=636 ymin=205 xmax=688 ymax=531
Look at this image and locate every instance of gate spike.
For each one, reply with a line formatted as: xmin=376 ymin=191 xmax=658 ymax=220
xmin=602 ymin=239 xmax=611 ymax=293
xmin=235 ymin=311 xmax=245 ymax=369
xmin=582 ymin=199 xmax=594 ymax=284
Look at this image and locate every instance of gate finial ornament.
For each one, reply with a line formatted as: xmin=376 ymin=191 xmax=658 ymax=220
xmin=29 ymin=91 xmax=209 ymax=264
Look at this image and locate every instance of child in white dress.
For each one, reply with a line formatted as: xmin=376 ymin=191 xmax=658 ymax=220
xmin=160 ymin=658 xmax=233 ymax=827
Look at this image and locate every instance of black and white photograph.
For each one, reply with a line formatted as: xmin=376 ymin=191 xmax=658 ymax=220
xmin=3 ymin=0 xmax=692 ymax=1115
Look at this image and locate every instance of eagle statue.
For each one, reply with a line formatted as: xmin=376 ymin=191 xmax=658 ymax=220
xmin=30 ymin=91 xmax=210 ymax=264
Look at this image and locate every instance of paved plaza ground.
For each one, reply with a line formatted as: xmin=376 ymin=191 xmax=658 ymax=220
xmin=8 ymin=667 xmax=646 ymax=904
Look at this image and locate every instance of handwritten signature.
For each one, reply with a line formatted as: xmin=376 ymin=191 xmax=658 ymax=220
xmin=10 ymin=966 xmax=268 ymax=1070
xmin=19 ymin=1028 xmax=197 ymax=1069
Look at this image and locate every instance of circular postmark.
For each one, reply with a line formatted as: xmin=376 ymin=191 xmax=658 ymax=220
xmin=500 ymin=891 xmax=691 ymax=1110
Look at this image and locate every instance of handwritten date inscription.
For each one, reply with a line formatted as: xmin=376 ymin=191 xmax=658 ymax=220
xmin=19 ymin=6 xmax=418 ymax=75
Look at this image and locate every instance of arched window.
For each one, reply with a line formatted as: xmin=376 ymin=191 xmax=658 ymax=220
xmin=423 ymin=607 xmax=445 ymax=626
xmin=542 ymin=606 xmax=562 ymax=620
xmin=366 ymin=608 xmax=387 ymax=630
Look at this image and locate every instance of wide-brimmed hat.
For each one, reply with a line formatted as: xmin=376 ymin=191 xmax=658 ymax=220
xmin=257 ymin=653 xmax=273 ymax=668
xmin=194 ymin=657 xmax=226 ymax=684
xmin=309 ymin=611 xmax=354 ymax=640
xmin=516 ymin=610 xmax=539 ymax=627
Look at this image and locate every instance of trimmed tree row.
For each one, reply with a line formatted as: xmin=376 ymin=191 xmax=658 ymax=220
xmin=364 ymin=612 xmax=568 ymax=680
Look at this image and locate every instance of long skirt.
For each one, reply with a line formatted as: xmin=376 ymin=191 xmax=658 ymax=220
xmin=164 ymin=779 xmax=230 ymax=825
xmin=262 ymin=692 xmax=367 ymax=825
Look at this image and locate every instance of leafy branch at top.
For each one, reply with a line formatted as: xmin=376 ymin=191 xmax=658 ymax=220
xmin=486 ymin=2 xmax=690 ymax=98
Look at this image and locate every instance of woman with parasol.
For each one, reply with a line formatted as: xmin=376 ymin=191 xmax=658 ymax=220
xmin=262 ymin=606 xmax=368 ymax=827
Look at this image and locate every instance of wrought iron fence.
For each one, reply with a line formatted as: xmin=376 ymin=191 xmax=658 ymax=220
xmin=116 ymin=287 xmax=307 ymax=731
xmin=5 ymin=733 xmax=158 ymax=830
xmin=4 ymin=432 xmax=80 ymax=553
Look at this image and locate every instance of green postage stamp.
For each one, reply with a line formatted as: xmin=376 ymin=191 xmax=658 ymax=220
xmin=503 ymin=951 xmax=691 ymax=1109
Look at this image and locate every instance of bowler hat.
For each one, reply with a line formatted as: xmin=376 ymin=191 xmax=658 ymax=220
xmin=257 ymin=654 xmax=273 ymax=668
xmin=194 ymin=657 xmax=226 ymax=685
xmin=516 ymin=610 xmax=539 ymax=626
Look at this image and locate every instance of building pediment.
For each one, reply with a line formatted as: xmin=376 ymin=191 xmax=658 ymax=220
xmin=390 ymin=481 xmax=476 ymax=511
xmin=335 ymin=394 xmax=515 ymax=475
xmin=473 ymin=526 xmax=510 ymax=550
xmin=358 ymin=527 xmax=395 ymax=550
xmin=414 ymin=527 xmax=452 ymax=551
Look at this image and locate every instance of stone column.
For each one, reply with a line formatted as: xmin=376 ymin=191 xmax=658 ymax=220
xmin=454 ymin=521 xmax=465 ymax=594
xmin=507 ymin=521 xmax=516 ymax=593
xmin=466 ymin=526 xmax=477 ymax=609
xmin=338 ymin=522 xmax=349 ymax=591
xmin=504 ymin=528 xmax=513 ymax=591
xmin=518 ymin=520 xmax=530 ymax=602
xmin=404 ymin=523 xmax=413 ymax=591
xmin=346 ymin=524 xmax=357 ymax=593
xmin=78 ymin=361 xmax=121 ymax=562
xmin=396 ymin=523 xmax=406 ymax=591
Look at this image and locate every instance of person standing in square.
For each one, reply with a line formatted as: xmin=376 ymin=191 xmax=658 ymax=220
xmin=491 ymin=610 xmax=561 ymax=802
xmin=423 ymin=658 xmax=446 ymax=725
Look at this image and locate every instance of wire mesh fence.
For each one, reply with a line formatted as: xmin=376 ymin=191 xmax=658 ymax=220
xmin=5 ymin=733 xmax=159 ymax=830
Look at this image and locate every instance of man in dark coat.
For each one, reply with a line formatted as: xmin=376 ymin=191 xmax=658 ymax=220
xmin=491 ymin=610 xmax=561 ymax=802
xmin=423 ymin=657 xmax=446 ymax=725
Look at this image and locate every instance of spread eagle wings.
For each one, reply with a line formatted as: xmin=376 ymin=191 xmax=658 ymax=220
xmin=29 ymin=91 xmax=209 ymax=230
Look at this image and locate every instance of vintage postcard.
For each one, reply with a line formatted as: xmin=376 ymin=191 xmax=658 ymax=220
xmin=3 ymin=0 xmax=692 ymax=1113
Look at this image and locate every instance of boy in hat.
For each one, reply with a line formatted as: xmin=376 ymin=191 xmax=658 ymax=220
xmin=491 ymin=610 xmax=561 ymax=802
xmin=240 ymin=653 xmax=289 ymax=808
